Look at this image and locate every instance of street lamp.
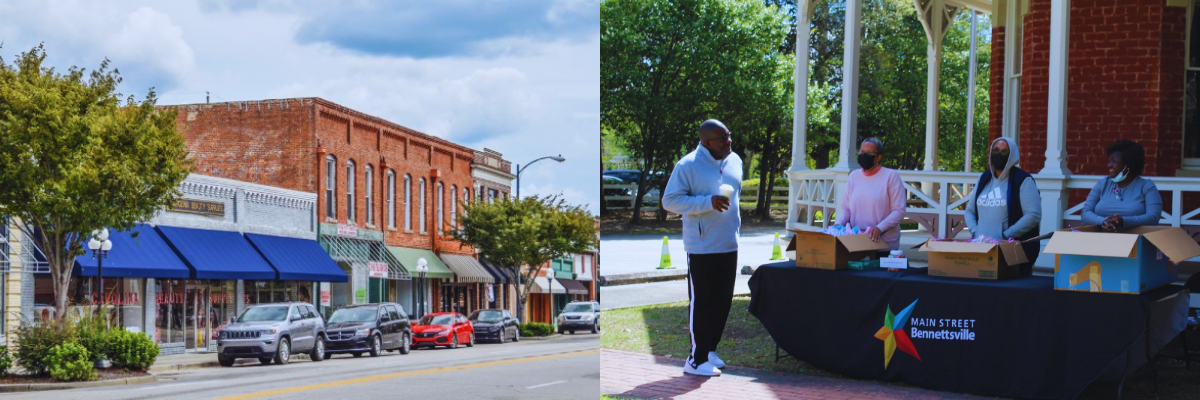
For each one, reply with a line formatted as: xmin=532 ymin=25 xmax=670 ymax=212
xmin=515 ymin=155 xmax=566 ymax=199
xmin=87 ymin=228 xmax=113 ymax=368
xmin=417 ymin=258 xmax=428 ymax=319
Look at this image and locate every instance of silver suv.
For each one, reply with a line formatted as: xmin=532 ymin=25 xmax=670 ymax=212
xmin=217 ymin=302 xmax=326 ymax=366
xmin=557 ymin=301 xmax=601 ymax=335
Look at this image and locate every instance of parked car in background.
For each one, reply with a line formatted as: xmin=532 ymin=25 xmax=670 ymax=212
xmin=602 ymin=169 xmax=665 ymax=206
xmin=557 ymin=301 xmax=601 ymax=335
xmin=411 ymin=312 xmax=474 ymax=349
xmin=217 ymin=302 xmax=326 ymax=366
xmin=469 ymin=309 xmax=520 ymax=343
xmin=324 ymin=302 xmax=411 ymax=358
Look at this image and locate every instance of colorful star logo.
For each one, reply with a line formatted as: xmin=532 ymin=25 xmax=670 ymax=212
xmin=874 ymin=299 xmax=921 ymax=369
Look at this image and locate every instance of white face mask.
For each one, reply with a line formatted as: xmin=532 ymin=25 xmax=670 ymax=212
xmin=1112 ymin=166 xmax=1130 ymax=183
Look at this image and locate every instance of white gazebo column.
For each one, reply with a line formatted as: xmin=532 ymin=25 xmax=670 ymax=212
xmin=833 ymin=0 xmax=864 ymax=171
xmin=789 ymin=0 xmax=820 ymax=173
xmin=964 ymin=11 xmax=979 ymax=172
xmin=788 ymin=0 xmax=820 ymax=227
xmin=915 ymin=0 xmax=956 ymax=173
xmin=1034 ymin=0 xmax=1071 ymax=270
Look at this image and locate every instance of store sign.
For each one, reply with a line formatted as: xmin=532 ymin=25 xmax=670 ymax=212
xmin=369 ymin=261 xmax=389 ymax=278
xmin=320 ymin=283 xmax=331 ymax=307
xmin=171 ymin=198 xmax=226 ymax=217
xmin=337 ymin=224 xmax=359 ymax=237
xmin=355 ymin=288 xmax=367 ymax=303
xmin=89 ymin=292 xmax=141 ymax=306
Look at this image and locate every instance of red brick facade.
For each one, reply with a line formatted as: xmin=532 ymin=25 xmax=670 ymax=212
xmin=989 ymin=26 xmax=1006 ymax=145
xmin=172 ymin=97 xmax=476 ymax=255
xmin=1001 ymin=0 xmax=1187 ymax=178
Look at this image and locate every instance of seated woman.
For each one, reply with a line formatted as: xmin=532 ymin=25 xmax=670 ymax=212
xmin=835 ymin=137 xmax=905 ymax=251
xmin=964 ymin=137 xmax=1041 ymax=276
xmin=1082 ymin=139 xmax=1162 ymax=231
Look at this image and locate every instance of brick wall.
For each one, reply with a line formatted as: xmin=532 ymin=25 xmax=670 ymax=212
xmin=173 ymin=98 xmax=477 ymax=255
xmin=990 ymin=26 xmax=1005 ymax=145
xmin=1019 ymin=0 xmax=1187 ymax=178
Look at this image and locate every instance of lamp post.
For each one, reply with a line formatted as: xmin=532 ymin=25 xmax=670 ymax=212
xmin=88 ymin=228 xmax=113 ymax=369
xmin=515 ymin=155 xmax=566 ymax=199
xmin=417 ymin=258 xmax=428 ymax=319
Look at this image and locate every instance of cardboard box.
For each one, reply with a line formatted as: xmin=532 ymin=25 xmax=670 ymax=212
xmin=918 ymin=239 xmax=1028 ymax=279
xmin=1043 ymin=225 xmax=1200 ymax=294
xmin=785 ymin=229 xmax=890 ymax=270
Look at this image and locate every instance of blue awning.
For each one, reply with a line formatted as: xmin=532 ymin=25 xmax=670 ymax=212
xmin=245 ymin=233 xmax=348 ymax=282
xmin=156 ymin=226 xmax=276 ymax=280
xmin=74 ymin=224 xmax=191 ymax=279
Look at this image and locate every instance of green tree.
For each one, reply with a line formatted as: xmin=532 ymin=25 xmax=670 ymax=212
xmin=453 ymin=195 xmax=596 ymax=323
xmin=0 ymin=45 xmax=191 ymax=315
xmin=601 ymin=0 xmax=789 ymax=224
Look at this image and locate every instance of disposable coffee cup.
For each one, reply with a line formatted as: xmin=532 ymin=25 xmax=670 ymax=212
xmin=719 ymin=184 xmax=734 ymax=199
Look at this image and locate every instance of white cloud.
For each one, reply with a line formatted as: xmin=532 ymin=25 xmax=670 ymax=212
xmin=105 ymin=7 xmax=195 ymax=91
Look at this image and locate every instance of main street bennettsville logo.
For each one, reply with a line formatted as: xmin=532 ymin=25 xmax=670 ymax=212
xmin=874 ymin=299 xmax=921 ymax=369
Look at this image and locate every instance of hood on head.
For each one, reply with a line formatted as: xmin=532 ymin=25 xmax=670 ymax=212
xmin=990 ymin=137 xmax=1020 ymax=181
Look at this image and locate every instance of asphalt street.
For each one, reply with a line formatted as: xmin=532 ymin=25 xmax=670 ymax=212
xmin=13 ymin=334 xmax=599 ymax=400
xmin=599 ymin=227 xmax=788 ymax=276
xmin=599 ymin=274 xmax=753 ymax=311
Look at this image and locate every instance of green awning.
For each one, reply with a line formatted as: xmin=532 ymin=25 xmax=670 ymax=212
xmin=319 ymin=235 xmax=410 ymax=280
xmin=387 ymin=246 xmax=455 ymax=279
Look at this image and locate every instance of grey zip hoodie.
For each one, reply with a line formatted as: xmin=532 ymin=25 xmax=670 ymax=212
xmin=662 ymin=144 xmax=743 ymax=254
xmin=964 ymin=137 xmax=1042 ymax=240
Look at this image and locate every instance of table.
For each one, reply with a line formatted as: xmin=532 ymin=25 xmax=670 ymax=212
xmin=747 ymin=263 xmax=1188 ymax=399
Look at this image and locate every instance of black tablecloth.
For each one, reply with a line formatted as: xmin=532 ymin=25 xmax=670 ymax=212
xmin=747 ymin=263 xmax=1189 ymax=399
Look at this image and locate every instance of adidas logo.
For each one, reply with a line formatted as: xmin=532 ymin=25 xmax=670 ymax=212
xmin=977 ymin=187 xmax=1007 ymax=207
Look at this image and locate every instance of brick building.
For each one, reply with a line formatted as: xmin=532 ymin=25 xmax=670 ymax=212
xmin=991 ymin=0 xmax=1198 ymax=204
xmin=171 ymin=97 xmax=496 ymax=317
xmin=471 ymin=149 xmax=518 ymax=314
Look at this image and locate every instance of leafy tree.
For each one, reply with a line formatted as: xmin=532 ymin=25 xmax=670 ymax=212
xmin=601 ymin=0 xmax=789 ymax=224
xmin=0 ymin=45 xmax=191 ymax=315
xmin=453 ymin=195 xmax=596 ymax=323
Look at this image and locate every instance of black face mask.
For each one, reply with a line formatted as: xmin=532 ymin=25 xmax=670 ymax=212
xmin=857 ymin=153 xmax=877 ymax=170
xmin=991 ymin=153 xmax=1008 ymax=173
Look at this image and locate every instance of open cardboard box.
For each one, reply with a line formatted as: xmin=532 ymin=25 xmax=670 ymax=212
xmin=917 ymin=238 xmax=1029 ymax=279
xmin=1043 ymin=225 xmax=1200 ymax=294
xmin=785 ymin=229 xmax=890 ymax=270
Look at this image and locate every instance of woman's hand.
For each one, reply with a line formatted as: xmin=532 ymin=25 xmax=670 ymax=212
xmin=867 ymin=226 xmax=882 ymax=242
xmin=1102 ymin=215 xmax=1123 ymax=232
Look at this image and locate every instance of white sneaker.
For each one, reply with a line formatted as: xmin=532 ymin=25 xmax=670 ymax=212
xmin=683 ymin=357 xmax=721 ymax=376
xmin=708 ymin=351 xmax=726 ymax=369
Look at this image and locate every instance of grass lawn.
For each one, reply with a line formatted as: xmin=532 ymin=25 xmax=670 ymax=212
xmin=602 ymin=298 xmax=1200 ymax=400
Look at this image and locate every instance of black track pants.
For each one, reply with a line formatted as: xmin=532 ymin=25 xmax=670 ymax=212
xmin=686 ymin=251 xmax=738 ymax=366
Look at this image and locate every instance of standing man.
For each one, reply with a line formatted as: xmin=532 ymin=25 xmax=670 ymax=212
xmin=661 ymin=119 xmax=742 ymax=377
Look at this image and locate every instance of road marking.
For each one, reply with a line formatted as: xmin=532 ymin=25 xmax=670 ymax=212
xmin=217 ymin=349 xmax=600 ymax=400
xmin=526 ymin=380 xmax=567 ymax=389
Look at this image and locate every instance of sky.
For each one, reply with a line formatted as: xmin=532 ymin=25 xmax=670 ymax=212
xmin=0 ymin=0 xmax=600 ymax=215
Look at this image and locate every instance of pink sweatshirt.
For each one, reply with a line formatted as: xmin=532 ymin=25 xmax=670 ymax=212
xmin=835 ymin=167 xmax=906 ymax=250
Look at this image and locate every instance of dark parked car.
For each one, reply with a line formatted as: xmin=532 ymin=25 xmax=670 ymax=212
xmin=324 ymin=303 xmax=412 ymax=358
xmin=469 ymin=309 xmax=520 ymax=343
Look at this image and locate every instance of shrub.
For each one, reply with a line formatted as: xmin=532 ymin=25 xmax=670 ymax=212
xmin=44 ymin=342 xmax=95 ymax=382
xmin=0 ymin=346 xmax=12 ymax=377
xmin=15 ymin=320 xmax=74 ymax=376
xmin=520 ymin=322 xmax=555 ymax=337
xmin=105 ymin=330 xmax=159 ymax=370
xmin=74 ymin=323 xmax=111 ymax=362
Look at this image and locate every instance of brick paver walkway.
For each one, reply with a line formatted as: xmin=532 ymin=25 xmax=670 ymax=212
xmin=601 ymin=350 xmax=989 ymax=400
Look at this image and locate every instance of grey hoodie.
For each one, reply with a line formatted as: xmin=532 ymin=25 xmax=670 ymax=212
xmin=662 ymin=145 xmax=743 ymax=254
xmin=964 ymin=137 xmax=1042 ymax=240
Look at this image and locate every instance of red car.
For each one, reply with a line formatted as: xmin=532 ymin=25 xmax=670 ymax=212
xmin=411 ymin=312 xmax=475 ymax=349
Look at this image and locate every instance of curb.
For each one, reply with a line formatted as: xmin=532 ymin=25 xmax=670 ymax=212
xmin=600 ymin=269 xmax=687 ymax=286
xmin=149 ymin=358 xmax=257 ymax=373
xmin=0 ymin=375 xmax=157 ymax=393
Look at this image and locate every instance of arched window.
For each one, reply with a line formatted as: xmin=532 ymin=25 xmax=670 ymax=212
xmin=346 ymin=160 xmax=356 ymax=222
xmin=325 ymin=155 xmax=336 ymax=219
xmin=450 ymin=184 xmax=458 ymax=228
xmin=404 ymin=175 xmax=413 ymax=231
xmin=463 ymin=187 xmax=471 ymax=208
xmin=419 ymin=178 xmax=427 ymax=233
xmin=387 ymin=170 xmax=395 ymax=228
xmin=436 ymin=182 xmax=444 ymax=234
xmin=365 ymin=165 xmax=374 ymax=225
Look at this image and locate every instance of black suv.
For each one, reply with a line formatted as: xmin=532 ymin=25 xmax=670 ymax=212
xmin=469 ymin=309 xmax=520 ymax=343
xmin=323 ymin=302 xmax=412 ymax=358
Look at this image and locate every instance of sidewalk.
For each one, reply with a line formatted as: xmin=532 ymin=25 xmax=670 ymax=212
xmin=601 ymin=350 xmax=988 ymax=400
xmin=148 ymin=352 xmax=257 ymax=372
